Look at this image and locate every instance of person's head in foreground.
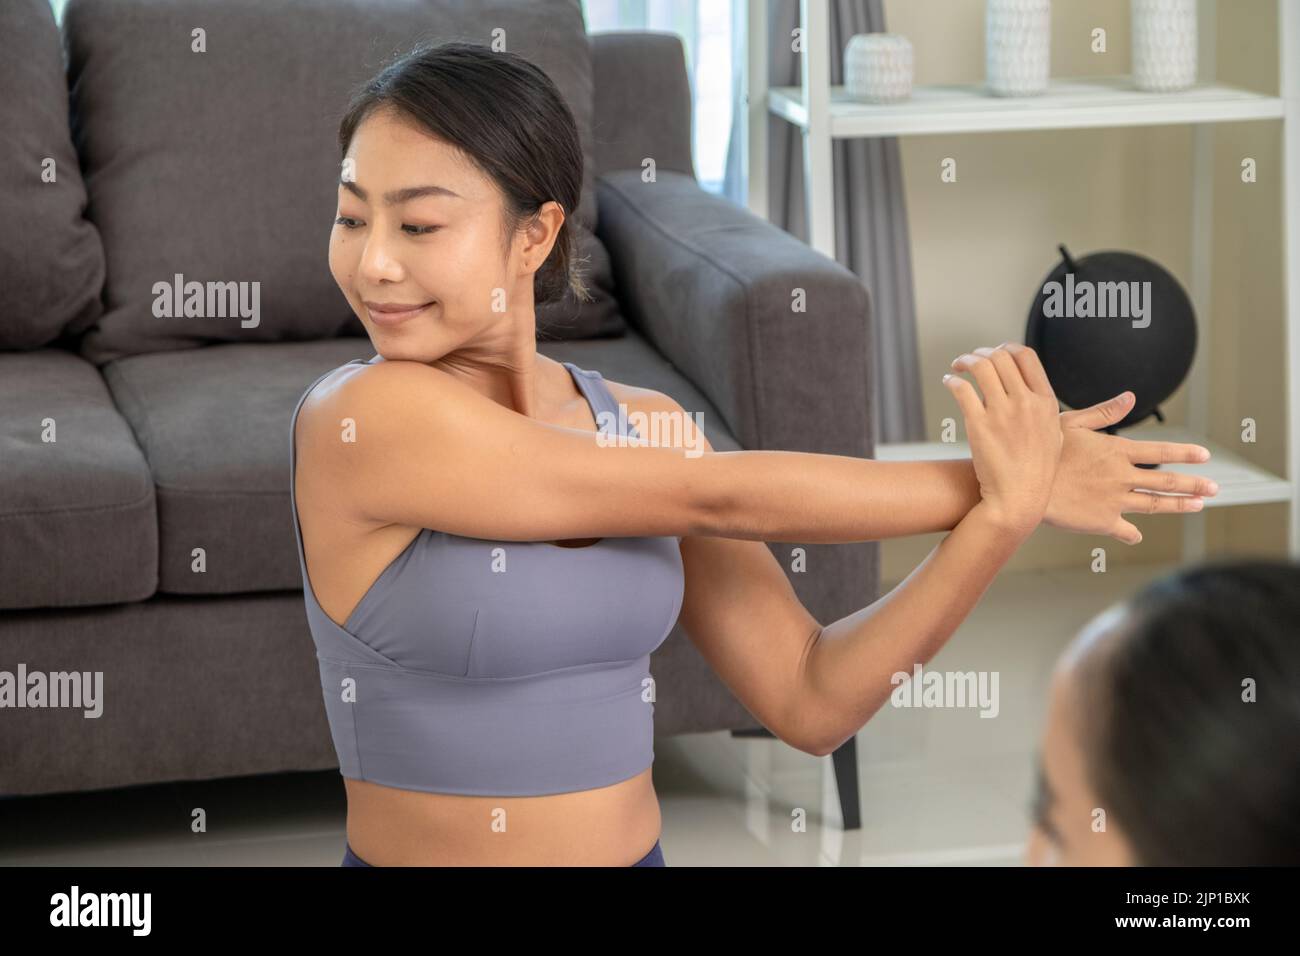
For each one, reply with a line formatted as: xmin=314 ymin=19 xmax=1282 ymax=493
xmin=1027 ymin=558 xmax=1300 ymax=866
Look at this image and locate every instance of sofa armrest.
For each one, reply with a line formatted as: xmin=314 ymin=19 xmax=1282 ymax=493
xmin=595 ymin=169 xmax=874 ymax=458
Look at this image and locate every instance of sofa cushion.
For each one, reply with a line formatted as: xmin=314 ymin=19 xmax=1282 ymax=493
xmin=0 ymin=350 xmax=156 ymax=610
xmin=100 ymin=331 xmax=737 ymax=598
xmin=102 ymin=338 xmax=374 ymax=596
xmin=64 ymin=0 xmax=621 ymax=366
xmin=0 ymin=0 xmax=106 ymax=349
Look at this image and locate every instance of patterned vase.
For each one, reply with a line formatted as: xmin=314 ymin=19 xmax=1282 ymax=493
xmin=1132 ymin=0 xmax=1197 ymax=92
xmin=986 ymin=0 xmax=1051 ymax=97
xmin=845 ymin=33 xmax=914 ymax=104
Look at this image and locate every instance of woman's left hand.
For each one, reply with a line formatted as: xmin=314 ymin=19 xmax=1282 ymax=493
xmin=1044 ymin=391 xmax=1219 ymax=545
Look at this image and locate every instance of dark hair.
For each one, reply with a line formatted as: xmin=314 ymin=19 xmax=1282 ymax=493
xmin=337 ymin=40 xmax=592 ymax=312
xmin=1073 ymin=558 xmax=1300 ymax=865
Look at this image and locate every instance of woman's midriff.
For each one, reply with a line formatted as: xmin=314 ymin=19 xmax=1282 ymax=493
xmin=343 ymin=766 xmax=662 ymax=865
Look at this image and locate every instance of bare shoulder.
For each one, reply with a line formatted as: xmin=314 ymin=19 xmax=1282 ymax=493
xmin=602 ymin=377 xmax=715 ymax=453
xmin=323 ymin=356 xmax=458 ymax=402
xmin=299 ymin=359 xmax=465 ymax=434
xmin=294 ymin=360 xmax=460 ymax=484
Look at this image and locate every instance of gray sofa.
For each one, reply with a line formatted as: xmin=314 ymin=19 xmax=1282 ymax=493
xmin=0 ymin=0 xmax=877 ymax=827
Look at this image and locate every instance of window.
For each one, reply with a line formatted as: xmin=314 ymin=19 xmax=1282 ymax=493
xmin=582 ymin=0 xmax=735 ymax=194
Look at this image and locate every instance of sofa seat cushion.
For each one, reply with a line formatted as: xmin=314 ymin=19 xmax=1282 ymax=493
xmin=0 ymin=349 xmax=156 ymax=610
xmin=102 ymin=338 xmax=375 ymax=596
xmin=101 ymin=331 xmax=738 ymax=598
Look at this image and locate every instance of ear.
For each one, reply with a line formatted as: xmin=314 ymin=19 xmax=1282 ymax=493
xmin=519 ymin=200 xmax=565 ymax=273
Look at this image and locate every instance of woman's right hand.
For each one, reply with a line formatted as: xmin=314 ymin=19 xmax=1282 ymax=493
xmin=943 ymin=343 xmax=1063 ymax=536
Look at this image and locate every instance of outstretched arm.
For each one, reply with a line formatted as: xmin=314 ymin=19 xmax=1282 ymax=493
xmin=650 ymin=375 xmax=1029 ymax=757
xmin=675 ymin=345 xmax=1219 ymax=755
xmin=312 ymin=351 xmax=1217 ymax=548
xmin=313 ymin=359 xmax=1019 ymax=545
xmin=684 ymin=344 xmax=1062 ymax=757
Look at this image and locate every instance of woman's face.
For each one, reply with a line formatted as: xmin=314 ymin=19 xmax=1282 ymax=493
xmin=328 ymin=106 xmax=561 ymax=363
xmin=1025 ymin=603 xmax=1138 ymax=866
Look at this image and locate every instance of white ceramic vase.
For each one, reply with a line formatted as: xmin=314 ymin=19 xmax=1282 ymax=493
xmin=986 ymin=0 xmax=1051 ymax=97
xmin=845 ymin=33 xmax=914 ymax=104
xmin=1132 ymin=0 xmax=1197 ymax=92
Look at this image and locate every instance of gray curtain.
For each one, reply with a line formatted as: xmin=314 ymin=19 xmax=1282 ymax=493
xmin=723 ymin=0 xmax=924 ymax=444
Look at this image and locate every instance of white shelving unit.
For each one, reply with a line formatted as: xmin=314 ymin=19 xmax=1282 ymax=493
xmin=743 ymin=0 xmax=1300 ymax=559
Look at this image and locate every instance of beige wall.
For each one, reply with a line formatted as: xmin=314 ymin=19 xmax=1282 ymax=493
xmin=877 ymin=0 xmax=1287 ymax=583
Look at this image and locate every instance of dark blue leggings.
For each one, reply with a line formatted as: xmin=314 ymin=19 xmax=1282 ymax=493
xmin=342 ymin=838 xmax=665 ymax=867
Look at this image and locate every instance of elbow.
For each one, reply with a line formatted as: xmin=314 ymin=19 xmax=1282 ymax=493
xmin=807 ymin=731 xmax=849 ymax=759
xmin=800 ymin=713 xmax=853 ymax=757
xmin=793 ymin=735 xmax=833 ymax=759
xmin=805 ymin=702 xmax=882 ymax=758
xmin=789 ymin=625 xmax=845 ymax=758
xmin=763 ymin=725 xmax=830 ymax=758
xmin=794 ymin=702 xmax=843 ymax=757
xmin=778 ymin=726 xmax=839 ymax=759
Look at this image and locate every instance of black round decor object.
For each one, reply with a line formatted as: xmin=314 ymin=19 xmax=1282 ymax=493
xmin=1025 ymin=244 xmax=1197 ymax=439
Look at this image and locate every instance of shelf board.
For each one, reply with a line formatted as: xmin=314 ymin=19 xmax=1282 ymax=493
xmin=767 ymin=76 xmax=1285 ymax=137
xmin=875 ymin=425 xmax=1292 ymax=508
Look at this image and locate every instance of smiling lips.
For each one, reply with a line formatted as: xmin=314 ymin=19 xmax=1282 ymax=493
xmin=364 ymin=300 xmax=434 ymax=326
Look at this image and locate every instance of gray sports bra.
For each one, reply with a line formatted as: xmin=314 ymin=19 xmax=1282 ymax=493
xmin=288 ymin=356 xmax=685 ymax=796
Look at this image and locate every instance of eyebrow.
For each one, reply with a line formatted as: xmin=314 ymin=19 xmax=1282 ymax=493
xmin=339 ymin=180 xmax=462 ymax=204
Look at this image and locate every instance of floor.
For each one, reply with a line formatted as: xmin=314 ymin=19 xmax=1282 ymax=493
xmin=0 ymin=564 xmax=1177 ymax=867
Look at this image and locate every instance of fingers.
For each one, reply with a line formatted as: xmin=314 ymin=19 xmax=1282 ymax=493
xmin=942 ymin=371 xmax=985 ymax=423
xmin=1111 ymin=519 xmax=1143 ymax=546
xmin=1131 ymin=466 xmax=1220 ymax=498
xmin=1121 ymin=490 xmax=1206 ymax=515
xmin=971 ymin=347 xmax=1027 ymax=398
xmin=950 ymin=343 xmax=1056 ymax=405
xmin=1112 ymin=487 xmax=1209 ymax=544
xmin=1110 ymin=484 xmax=1212 ymax=544
xmin=1123 ymin=438 xmax=1212 ymax=465
xmin=1059 ymin=390 xmax=1133 ymax=430
xmin=950 ymin=351 xmax=1009 ymax=406
xmin=998 ymin=342 xmax=1056 ymax=399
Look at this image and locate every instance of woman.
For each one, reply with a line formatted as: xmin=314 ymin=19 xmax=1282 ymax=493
xmin=291 ymin=41 xmax=1219 ymax=866
xmin=1026 ymin=558 xmax=1300 ymax=866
